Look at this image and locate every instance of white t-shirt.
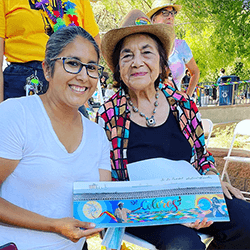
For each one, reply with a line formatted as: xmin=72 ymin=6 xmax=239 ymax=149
xmin=168 ymin=39 xmax=193 ymax=90
xmin=0 ymin=95 xmax=111 ymax=250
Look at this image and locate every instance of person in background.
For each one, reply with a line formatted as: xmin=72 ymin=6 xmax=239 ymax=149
xmin=104 ymin=84 xmax=116 ymax=100
xmin=220 ymin=68 xmax=226 ymax=77
xmin=97 ymin=9 xmax=250 ymax=249
xmin=182 ymin=69 xmax=191 ymax=88
xmin=216 ymin=68 xmax=226 ymax=86
xmin=0 ymin=0 xmax=100 ymax=102
xmin=100 ymin=71 xmax=109 ymax=97
xmin=0 ymin=26 xmax=111 ymax=249
xmin=147 ymin=0 xmax=200 ymax=96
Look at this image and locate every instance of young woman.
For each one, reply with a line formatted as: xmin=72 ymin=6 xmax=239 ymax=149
xmin=0 ymin=26 xmax=111 ymax=249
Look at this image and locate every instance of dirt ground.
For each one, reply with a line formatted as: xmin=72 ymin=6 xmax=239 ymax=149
xmin=206 ymin=122 xmax=250 ymax=197
xmin=208 ymin=147 xmax=250 ymax=200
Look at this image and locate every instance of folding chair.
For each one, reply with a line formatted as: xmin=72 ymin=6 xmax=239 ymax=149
xmin=201 ymin=118 xmax=213 ymax=147
xmin=221 ymin=119 xmax=250 ymax=200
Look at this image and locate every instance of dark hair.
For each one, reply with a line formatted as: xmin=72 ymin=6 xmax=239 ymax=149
xmin=220 ymin=68 xmax=225 ymax=74
xmin=112 ymin=33 xmax=168 ymax=92
xmin=151 ymin=6 xmax=176 ymax=21
xmin=44 ymin=26 xmax=100 ymax=77
xmin=102 ymin=71 xmax=109 ymax=80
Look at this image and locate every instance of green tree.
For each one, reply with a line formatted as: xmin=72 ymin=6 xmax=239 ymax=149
xmin=91 ymin=0 xmax=250 ymax=82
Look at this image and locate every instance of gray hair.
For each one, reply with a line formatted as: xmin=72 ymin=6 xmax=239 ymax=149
xmin=44 ymin=26 xmax=100 ymax=77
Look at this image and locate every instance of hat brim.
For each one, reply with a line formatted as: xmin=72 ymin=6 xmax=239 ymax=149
xmin=147 ymin=5 xmax=182 ymax=19
xmin=101 ymin=23 xmax=175 ymax=72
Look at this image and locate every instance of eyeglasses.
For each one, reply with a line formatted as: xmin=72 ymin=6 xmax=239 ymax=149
xmin=50 ymin=57 xmax=104 ymax=79
xmin=161 ymin=9 xmax=177 ymax=17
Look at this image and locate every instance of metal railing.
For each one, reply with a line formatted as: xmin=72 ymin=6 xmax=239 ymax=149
xmin=183 ymin=81 xmax=250 ymax=107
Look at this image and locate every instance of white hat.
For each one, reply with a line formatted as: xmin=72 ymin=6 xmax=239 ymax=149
xmin=147 ymin=0 xmax=182 ymax=19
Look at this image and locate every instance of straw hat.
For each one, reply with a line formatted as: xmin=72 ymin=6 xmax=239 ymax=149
xmin=147 ymin=0 xmax=182 ymax=19
xmin=101 ymin=9 xmax=175 ymax=72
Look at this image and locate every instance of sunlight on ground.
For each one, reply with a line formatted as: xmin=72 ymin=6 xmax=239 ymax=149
xmin=208 ymin=122 xmax=250 ymax=150
xmin=87 ymin=235 xmax=147 ymax=250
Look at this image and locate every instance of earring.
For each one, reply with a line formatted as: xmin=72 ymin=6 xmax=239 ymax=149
xmin=159 ymin=77 xmax=163 ymax=89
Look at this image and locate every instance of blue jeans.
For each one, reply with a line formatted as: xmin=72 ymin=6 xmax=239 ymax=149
xmin=4 ymin=61 xmax=89 ymax=117
xmin=3 ymin=61 xmax=48 ymax=100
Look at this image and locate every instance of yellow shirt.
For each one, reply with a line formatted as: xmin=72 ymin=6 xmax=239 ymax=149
xmin=0 ymin=0 xmax=99 ymax=63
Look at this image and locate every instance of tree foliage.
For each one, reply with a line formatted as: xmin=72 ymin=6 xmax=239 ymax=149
xmin=91 ymin=0 xmax=250 ymax=82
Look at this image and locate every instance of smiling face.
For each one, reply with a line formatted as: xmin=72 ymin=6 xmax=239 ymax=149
xmin=44 ymin=36 xmax=99 ymax=109
xmin=152 ymin=6 xmax=175 ymax=26
xmin=119 ymin=34 xmax=161 ymax=93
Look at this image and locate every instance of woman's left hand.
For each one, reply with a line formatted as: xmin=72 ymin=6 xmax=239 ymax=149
xmin=183 ymin=218 xmax=213 ymax=230
xmin=221 ymin=181 xmax=245 ymax=200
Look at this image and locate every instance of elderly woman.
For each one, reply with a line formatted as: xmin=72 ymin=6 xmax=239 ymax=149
xmin=147 ymin=0 xmax=200 ymax=96
xmin=97 ymin=9 xmax=250 ymax=250
xmin=0 ymin=26 xmax=111 ymax=249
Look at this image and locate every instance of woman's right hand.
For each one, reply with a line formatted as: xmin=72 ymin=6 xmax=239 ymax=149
xmin=53 ymin=217 xmax=103 ymax=242
xmin=183 ymin=217 xmax=213 ymax=230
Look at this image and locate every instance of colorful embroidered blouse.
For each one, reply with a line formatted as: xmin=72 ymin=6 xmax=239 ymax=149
xmin=96 ymin=85 xmax=217 ymax=181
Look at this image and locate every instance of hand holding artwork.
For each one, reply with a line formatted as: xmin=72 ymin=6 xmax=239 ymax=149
xmin=183 ymin=217 xmax=213 ymax=230
xmin=220 ymin=181 xmax=245 ymax=200
xmin=53 ymin=217 xmax=103 ymax=242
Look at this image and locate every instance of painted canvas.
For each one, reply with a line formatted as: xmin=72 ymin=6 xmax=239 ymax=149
xmin=73 ymin=175 xmax=229 ymax=228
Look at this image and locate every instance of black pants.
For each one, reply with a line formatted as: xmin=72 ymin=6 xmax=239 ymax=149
xmin=126 ymin=197 xmax=250 ymax=250
xmin=82 ymin=241 xmax=88 ymax=250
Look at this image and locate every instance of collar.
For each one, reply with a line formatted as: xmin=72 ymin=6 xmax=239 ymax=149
xmin=162 ymin=84 xmax=188 ymax=105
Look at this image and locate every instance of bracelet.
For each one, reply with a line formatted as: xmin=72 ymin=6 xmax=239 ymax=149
xmin=203 ymin=167 xmax=220 ymax=175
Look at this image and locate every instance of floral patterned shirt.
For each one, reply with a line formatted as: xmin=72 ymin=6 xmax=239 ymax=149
xmin=96 ymin=85 xmax=217 ymax=181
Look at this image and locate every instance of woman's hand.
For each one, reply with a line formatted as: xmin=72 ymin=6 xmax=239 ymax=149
xmin=183 ymin=218 xmax=213 ymax=230
xmin=53 ymin=217 xmax=103 ymax=243
xmin=221 ymin=181 xmax=245 ymax=200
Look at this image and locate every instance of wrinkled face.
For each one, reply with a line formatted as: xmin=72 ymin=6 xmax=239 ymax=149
xmin=45 ymin=36 xmax=99 ymax=108
xmin=152 ymin=6 xmax=175 ymax=26
xmin=119 ymin=34 xmax=161 ymax=93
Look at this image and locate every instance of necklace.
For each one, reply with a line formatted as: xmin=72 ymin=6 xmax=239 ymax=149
xmin=35 ymin=0 xmax=79 ymax=33
xmin=126 ymin=88 xmax=159 ymax=127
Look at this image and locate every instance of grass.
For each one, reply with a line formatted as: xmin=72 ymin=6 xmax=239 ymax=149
xmin=209 ymin=122 xmax=250 ymax=150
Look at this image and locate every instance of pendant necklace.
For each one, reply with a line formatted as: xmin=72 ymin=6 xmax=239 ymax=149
xmin=126 ymin=88 xmax=159 ymax=127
